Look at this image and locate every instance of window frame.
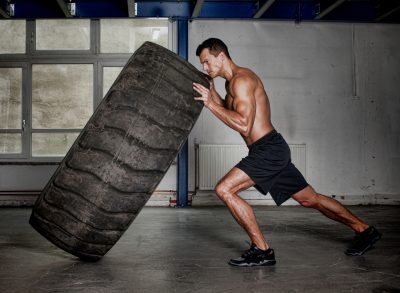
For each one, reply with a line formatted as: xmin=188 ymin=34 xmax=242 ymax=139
xmin=0 ymin=18 xmax=172 ymax=163
xmin=30 ymin=60 xmax=96 ymax=161
xmin=0 ymin=62 xmax=29 ymax=159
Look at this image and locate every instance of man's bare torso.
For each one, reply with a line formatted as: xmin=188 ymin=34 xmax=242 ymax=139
xmin=224 ymin=67 xmax=274 ymax=146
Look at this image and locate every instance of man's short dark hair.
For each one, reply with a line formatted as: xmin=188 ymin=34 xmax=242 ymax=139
xmin=196 ymin=38 xmax=231 ymax=59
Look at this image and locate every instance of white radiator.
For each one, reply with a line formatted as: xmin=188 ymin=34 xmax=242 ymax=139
xmin=197 ymin=144 xmax=306 ymax=190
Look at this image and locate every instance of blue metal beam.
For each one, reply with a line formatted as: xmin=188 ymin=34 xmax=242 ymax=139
xmin=199 ymin=1 xmax=255 ymax=18
xmin=176 ymin=19 xmax=189 ymax=208
xmin=3 ymin=0 xmax=395 ymax=23
xmin=321 ymin=1 xmax=375 ymax=22
xmin=137 ymin=1 xmax=191 ymax=18
xmin=9 ymin=0 xmax=65 ymax=18
xmin=76 ymin=1 xmax=128 ymax=17
xmin=260 ymin=1 xmax=316 ymax=20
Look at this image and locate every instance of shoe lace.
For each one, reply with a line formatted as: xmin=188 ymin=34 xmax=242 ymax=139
xmin=242 ymin=245 xmax=258 ymax=258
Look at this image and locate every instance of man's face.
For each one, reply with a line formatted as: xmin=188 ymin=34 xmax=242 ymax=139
xmin=199 ymin=48 xmax=222 ymax=78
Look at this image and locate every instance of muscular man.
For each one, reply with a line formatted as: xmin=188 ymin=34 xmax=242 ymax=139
xmin=192 ymin=38 xmax=381 ymax=267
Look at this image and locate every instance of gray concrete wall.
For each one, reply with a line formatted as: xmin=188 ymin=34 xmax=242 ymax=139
xmin=188 ymin=20 xmax=400 ymax=205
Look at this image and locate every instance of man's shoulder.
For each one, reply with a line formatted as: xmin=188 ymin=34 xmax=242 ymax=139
xmin=230 ymin=70 xmax=257 ymax=90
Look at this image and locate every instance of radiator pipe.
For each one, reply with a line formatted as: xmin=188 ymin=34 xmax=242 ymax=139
xmin=194 ymin=143 xmax=199 ymax=192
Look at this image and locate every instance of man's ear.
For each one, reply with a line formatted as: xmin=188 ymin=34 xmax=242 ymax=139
xmin=218 ymin=52 xmax=226 ymax=62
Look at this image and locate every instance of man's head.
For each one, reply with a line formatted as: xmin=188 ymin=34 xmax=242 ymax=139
xmin=196 ymin=38 xmax=231 ymax=60
xmin=196 ymin=38 xmax=231 ymax=78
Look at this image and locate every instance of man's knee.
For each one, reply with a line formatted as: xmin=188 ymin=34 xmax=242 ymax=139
xmin=293 ymin=187 xmax=320 ymax=208
xmin=215 ymin=181 xmax=232 ymax=202
xmin=298 ymin=195 xmax=319 ymax=208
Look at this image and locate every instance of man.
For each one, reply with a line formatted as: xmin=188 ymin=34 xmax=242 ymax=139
xmin=192 ymin=38 xmax=381 ymax=267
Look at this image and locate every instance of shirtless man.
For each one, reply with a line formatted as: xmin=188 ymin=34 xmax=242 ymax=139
xmin=192 ymin=38 xmax=381 ymax=267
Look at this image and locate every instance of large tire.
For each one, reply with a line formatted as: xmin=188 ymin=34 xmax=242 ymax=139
xmin=29 ymin=42 xmax=208 ymax=261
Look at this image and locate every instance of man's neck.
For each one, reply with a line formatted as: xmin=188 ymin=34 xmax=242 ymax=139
xmin=221 ymin=60 xmax=237 ymax=81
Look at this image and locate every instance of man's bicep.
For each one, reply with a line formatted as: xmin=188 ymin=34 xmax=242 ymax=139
xmin=232 ymin=79 xmax=255 ymax=115
xmin=234 ymin=98 xmax=254 ymax=118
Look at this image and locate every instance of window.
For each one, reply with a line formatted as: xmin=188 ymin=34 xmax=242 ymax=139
xmin=31 ymin=64 xmax=93 ymax=157
xmin=0 ymin=20 xmax=26 ymax=54
xmin=32 ymin=133 xmax=79 ymax=157
xmin=100 ymin=19 xmax=169 ymax=53
xmin=36 ymin=19 xmax=91 ymax=51
xmin=0 ymin=18 xmax=170 ymax=162
xmin=103 ymin=67 xmax=124 ymax=97
xmin=0 ymin=133 xmax=21 ymax=154
xmin=0 ymin=67 xmax=23 ymax=155
xmin=32 ymin=64 xmax=93 ymax=129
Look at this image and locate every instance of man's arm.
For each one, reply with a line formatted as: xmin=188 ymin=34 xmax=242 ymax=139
xmin=193 ymin=77 xmax=256 ymax=137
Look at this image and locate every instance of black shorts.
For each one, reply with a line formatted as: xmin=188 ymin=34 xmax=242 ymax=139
xmin=235 ymin=130 xmax=308 ymax=206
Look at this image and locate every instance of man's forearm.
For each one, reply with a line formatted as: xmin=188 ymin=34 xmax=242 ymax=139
xmin=210 ymin=89 xmax=225 ymax=107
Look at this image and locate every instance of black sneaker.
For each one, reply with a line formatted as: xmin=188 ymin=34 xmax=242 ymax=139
xmin=345 ymin=226 xmax=382 ymax=256
xmin=228 ymin=244 xmax=276 ymax=267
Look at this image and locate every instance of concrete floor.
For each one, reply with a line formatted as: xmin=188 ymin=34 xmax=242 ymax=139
xmin=0 ymin=206 xmax=399 ymax=293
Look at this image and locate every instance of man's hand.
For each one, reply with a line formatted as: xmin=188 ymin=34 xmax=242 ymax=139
xmin=193 ymin=81 xmax=213 ymax=108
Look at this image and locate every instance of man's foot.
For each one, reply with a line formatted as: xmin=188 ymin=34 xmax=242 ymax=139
xmin=345 ymin=226 xmax=382 ymax=256
xmin=228 ymin=244 xmax=276 ymax=267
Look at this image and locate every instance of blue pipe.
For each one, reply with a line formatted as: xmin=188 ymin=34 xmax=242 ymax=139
xmin=176 ymin=19 xmax=189 ymax=208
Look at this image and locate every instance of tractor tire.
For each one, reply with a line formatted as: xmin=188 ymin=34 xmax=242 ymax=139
xmin=29 ymin=41 xmax=208 ymax=261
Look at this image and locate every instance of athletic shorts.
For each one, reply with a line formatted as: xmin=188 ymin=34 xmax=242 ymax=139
xmin=235 ymin=129 xmax=308 ymax=206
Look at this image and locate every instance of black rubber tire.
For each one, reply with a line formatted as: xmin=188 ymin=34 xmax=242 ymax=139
xmin=29 ymin=42 xmax=208 ymax=261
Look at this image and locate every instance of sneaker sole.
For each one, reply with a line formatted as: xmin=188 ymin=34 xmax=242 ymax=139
xmin=228 ymin=260 xmax=276 ymax=267
xmin=345 ymin=233 xmax=382 ymax=256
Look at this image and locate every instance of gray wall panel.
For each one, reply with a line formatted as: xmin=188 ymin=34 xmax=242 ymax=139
xmin=188 ymin=20 xmax=400 ymax=203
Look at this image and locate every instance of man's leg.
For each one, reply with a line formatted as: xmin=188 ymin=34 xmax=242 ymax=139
xmin=292 ymin=185 xmax=368 ymax=232
xmin=215 ymin=167 xmax=268 ymax=250
xmin=292 ymin=185 xmax=381 ymax=255
xmin=216 ymin=167 xmax=276 ymax=266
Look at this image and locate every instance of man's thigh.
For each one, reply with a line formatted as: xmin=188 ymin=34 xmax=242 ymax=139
xmin=217 ymin=167 xmax=256 ymax=194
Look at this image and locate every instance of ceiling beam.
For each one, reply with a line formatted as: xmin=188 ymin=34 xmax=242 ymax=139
xmin=56 ymin=0 xmax=72 ymax=18
xmin=314 ymin=0 xmax=347 ymax=20
xmin=253 ymin=0 xmax=276 ymax=18
xmin=375 ymin=4 xmax=400 ymax=21
xmin=127 ymin=0 xmax=135 ymax=17
xmin=192 ymin=0 xmax=204 ymax=18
